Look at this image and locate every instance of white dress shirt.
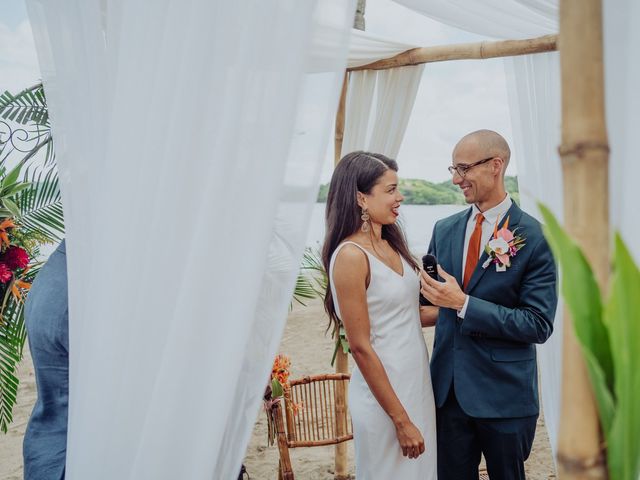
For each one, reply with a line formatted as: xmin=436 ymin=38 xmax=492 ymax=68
xmin=458 ymin=194 xmax=513 ymax=318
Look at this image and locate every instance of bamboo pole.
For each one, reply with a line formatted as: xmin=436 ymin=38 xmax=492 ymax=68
xmin=334 ymin=70 xmax=350 ymax=480
xmin=334 ymin=73 xmax=348 ymax=165
xmin=349 ymin=34 xmax=557 ymax=72
xmin=557 ymin=0 xmax=609 ymax=478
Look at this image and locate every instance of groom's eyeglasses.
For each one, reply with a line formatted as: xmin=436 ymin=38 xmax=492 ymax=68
xmin=447 ymin=156 xmax=495 ymax=178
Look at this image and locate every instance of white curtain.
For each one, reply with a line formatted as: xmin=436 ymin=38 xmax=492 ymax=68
xmin=347 ymin=28 xmax=416 ymax=68
xmin=339 ymin=28 xmax=423 ymax=160
xmin=505 ymin=52 xmax=563 ymax=454
xmin=25 ymin=1 xmax=354 ymax=478
xmin=604 ymin=0 xmax=640 ymax=263
xmin=342 ymin=65 xmax=424 ymax=158
xmin=392 ymin=0 xmax=557 ymax=38
xmin=391 ymin=0 xmax=563 ymax=459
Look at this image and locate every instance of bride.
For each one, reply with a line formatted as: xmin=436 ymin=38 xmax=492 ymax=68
xmin=322 ymin=151 xmax=437 ymax=479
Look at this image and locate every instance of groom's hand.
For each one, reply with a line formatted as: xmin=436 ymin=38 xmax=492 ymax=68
xmin=420 ymin=265 xmax=466 ymax=311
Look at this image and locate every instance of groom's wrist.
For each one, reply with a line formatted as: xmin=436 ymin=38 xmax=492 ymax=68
xmin=457 ymin=295 xmax=470 ymax=318
xmin=455 ymin=292 xmax=467 ymax=311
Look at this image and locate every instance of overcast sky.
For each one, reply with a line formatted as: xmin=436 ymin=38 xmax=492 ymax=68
xmin=0 ymin=0 xmax=516 ymax=184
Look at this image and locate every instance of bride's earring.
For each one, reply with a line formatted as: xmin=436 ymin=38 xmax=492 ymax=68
xmin=361 ymin=208 xmax=370 ymax=233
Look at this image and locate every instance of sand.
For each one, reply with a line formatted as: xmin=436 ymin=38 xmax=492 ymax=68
xmin=0 ymin=299 xmax=556 ymax=479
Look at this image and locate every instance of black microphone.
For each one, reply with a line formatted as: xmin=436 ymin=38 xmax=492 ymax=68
xmin=420 ymin=254 xmax=438 ymax=306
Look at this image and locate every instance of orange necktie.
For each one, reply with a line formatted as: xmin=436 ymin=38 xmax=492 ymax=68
xmin=463 ymin=213 xmax=485 ymax=290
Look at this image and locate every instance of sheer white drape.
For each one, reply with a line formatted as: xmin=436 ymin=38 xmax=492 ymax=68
xmin=391 ymin=0 xmax=563 ymax=459
xmin=347 ymin=29 xmax=416 ymax=68
xmin=343 ymin=65 xmax=424 ymax=158
xmin=604 ymin=0 xmax=640 ymax=263
xmin=505 ymin=52 xmax=563 ymax=453
xmin=25 ymin=1 xmax=354 ymax=478
xmin=392 ymin=0 xmax=556 ymax=38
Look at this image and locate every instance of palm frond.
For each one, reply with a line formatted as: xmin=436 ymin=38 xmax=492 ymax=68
xmin=15 ymin=165 xmax=64 ymax=243
xmin=291 ymin=274 xmax=318 ymax=307
xmin=300 ymin=248 xmax=327 ymax=297
xmin=290 ymin=248 xmax=327 ymax=308
xmin=0 ymin=262 xmax=42 ymax=433
xmin=0 ymin=84 xmax=48 ymax=127
xmin=0 ymin=297 xmax=26 ymax=434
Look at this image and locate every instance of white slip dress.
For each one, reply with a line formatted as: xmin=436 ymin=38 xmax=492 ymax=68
xmin=329 ymin=241 xmax=437 ymax=480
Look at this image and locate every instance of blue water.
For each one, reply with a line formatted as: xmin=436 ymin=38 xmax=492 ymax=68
xmin=306 ymin=203 xmax=468 ymax=255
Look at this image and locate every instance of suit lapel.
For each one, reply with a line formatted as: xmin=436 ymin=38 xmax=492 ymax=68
xmin=451 ymin=208 xmax=472 ymax=286
xmin=465 ymin=202 xmax=524 ymax=294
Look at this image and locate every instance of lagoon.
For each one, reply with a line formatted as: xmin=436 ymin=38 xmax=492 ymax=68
xmin=306 ymin=203 xmax=469 ymax=255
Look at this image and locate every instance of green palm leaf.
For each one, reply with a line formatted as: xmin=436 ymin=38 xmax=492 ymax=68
xmin=291 ymin=248 xmax=326 ymax=307
xmin=0 ymin=84 xmax=48 ymax=127
xmin=15 ymin=165 xmax=64 ymax=242
xmin=0 ymin=263 xmax=41 ymax=433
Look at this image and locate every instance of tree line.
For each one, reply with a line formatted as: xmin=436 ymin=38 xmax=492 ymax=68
xmin=317 ymin=176 xmax=520 ymax=205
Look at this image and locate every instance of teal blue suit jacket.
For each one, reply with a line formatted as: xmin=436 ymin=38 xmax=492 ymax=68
xmin=428 ymin=202 xmax=557 ymax=418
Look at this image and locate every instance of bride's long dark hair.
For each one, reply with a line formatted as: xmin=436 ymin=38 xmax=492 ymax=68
xmin=321 ymin=151 xmax=418 ymax=334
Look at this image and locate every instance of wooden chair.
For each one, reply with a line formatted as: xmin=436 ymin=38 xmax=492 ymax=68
xmin=272 ymin=373 xmax=353 ymax=480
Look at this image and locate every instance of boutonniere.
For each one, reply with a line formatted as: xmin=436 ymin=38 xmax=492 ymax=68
xmin=481 ymin=216 xmax=526 ymax=272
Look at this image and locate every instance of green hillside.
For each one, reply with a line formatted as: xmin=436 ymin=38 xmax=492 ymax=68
xmin=317 ymin=176 xmax=519 ymax=205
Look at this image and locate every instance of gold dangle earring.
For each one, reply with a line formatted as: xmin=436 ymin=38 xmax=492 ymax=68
xmin=361 ymin=208 xmax=370 ymax=233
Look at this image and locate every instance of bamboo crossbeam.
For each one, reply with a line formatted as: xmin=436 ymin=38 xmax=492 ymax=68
xmin=289 ymin=435 xmax=354 ymax=448
xmin=290 ymin=374 xmax=351 ymax=386
xmin=348 ymin=34 xmax=557 ymax=72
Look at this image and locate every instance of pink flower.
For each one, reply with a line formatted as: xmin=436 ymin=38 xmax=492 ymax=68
xmin=496 ymin=253 xmax=511 ymax=266
xmin=2 ymin=246 xmax=29 ymax=270
xmin=497 ymin=227 xmax=514 ymax=243
xmin=0 ymin=263 xmax=13 ymax=283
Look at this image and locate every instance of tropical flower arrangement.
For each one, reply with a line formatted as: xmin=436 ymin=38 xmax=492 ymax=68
xmin=263 ymin=354 xmax=302 ymax=446
xmin=0 ymin=220 xmax=33 ymax=301
xmin=1 ymin=84 xmax=65 ymax=433
xmin=0 ymin=163 xmax=51 ymax=432
xmin=482 ymin=216 xmax=526 ymax=270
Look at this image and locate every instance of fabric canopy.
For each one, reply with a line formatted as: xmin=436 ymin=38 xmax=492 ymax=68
xmin=345 ymin=0 xmax=565 ymax=461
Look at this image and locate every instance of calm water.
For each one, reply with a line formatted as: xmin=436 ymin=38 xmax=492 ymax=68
xmin=306 ymin=203 xmax=468 ymax=254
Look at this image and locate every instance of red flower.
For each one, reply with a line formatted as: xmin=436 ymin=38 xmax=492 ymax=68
xmin=2 ymin=246 xmax=29 ymax=271
xmin=0 ymin=263 xmax=13 ymax=284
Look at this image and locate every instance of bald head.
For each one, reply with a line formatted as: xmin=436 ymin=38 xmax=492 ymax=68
xmin=453 ymin=130 xmax=511 ymax=174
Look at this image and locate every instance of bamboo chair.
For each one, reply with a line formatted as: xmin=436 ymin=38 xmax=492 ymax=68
xmin=272 ymin=373 xmax=353 ymax=480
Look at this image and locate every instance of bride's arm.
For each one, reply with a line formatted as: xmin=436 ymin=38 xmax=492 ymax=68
xmin=419 ymin=306 xmax=439 ymax=327
xmin=332 ymin=245 xmax=425 ymax=459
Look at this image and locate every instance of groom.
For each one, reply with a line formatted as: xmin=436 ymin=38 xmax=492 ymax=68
xmin=420 ymin=130 xmax=557 ymax=480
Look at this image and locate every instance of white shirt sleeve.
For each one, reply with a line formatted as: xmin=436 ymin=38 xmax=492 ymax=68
xmin=458 ymin=295 xmax=470 ymax=318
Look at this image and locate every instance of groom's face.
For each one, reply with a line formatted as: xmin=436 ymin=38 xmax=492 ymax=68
xmin=451 ymin=143 xmax=496 ymax=205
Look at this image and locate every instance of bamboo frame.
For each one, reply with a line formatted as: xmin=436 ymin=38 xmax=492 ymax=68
xmin=332 ymin=22 xmax=564 ymax=480
xmin=349 ymin=34 xmax=557 ymax=72
xmin=333 ymin=70 xmax=350 ymax=480
xmin=556 ymin=0 xmax=609 ymax=478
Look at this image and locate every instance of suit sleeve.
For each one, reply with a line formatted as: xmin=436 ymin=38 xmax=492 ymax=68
xmin=460 ymin=235 xmax=557 ymax=344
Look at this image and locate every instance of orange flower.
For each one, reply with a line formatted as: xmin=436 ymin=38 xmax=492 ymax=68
xmin=11 ymin=279 xmax=31 ymax=303
xmin=0 ymin=218 xmax=15 ymax=248
xmin=270 ymin=354 xmax=293 ymax=392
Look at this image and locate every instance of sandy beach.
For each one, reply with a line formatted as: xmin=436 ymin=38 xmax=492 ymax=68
xmin=0 ymin=298 xmax=556 ymax=479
